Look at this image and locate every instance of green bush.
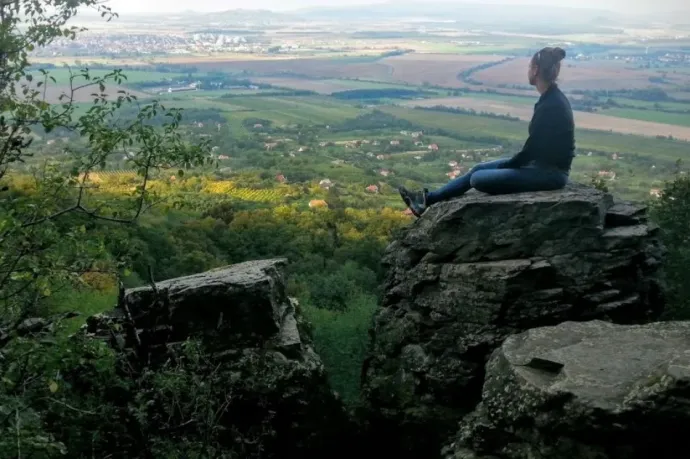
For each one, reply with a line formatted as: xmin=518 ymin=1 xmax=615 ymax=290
xmin=651 ymin=173 xmax=690 ymax=320
xmin=303 ymin=294 xmax=377 ymax=405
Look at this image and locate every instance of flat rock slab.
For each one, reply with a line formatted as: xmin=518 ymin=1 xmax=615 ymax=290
xmin=446 ymin=320 xmax=690 ymax=459
xmin=117 ymin=259 xmax=297 ymax=351
xmin=493 ymin=320 xmax=690 ymax=414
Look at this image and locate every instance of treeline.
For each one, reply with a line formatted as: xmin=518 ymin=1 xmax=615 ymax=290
xmin=416 ymin=105 xmax=520 ymax=121
xmin=132 ymin=75 xmax=274 ymax=90
xmin=571 ymin=87 xmax=676 ymax=102
xmin=221 ymin=89 xmax=318 ymax=98
xmin=110 ymin=107 xmax=227 ymax=126
xmin=458 ymin=57 xmax=515 ymax=86
xmin=331 ymin=88 xmax=430 ymax=100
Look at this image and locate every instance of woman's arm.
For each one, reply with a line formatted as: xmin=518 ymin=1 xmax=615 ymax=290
xmin=500 ymin=103 xmax=558 ymax=169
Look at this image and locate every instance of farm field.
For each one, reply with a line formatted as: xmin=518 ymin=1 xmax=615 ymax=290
xmin=187 ymin=53 xmax=503 ymax=87
xmin=218 ymin=95 xmax=364 ymax=125
xmin=247 ymin=77 xmax=416 ymax=94
xmin=29 ymin=68 xmax=186 ymax=85
xmin=602 ymin=108 xmax=690 ymax=128
xmin=400 ymin=97 xmax=690 ymax=140
xmin=23 ymin=83 xmax=149 ymax=104
xmin=611 ymin=97 xmax=690 ymax=111
xmin=380 ymin=106 xmax=690 ymax=163
xmin=472 ymin=58 xmax=689 ymax=91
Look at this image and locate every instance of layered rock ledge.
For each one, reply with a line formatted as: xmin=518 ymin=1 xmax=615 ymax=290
xmin=444 ymin=320 xmax=690 ymax=459
xmin=360 ymin=185 xmax=664 ymax=456
xmin=85 ymin=259 xmax=347 ymax=458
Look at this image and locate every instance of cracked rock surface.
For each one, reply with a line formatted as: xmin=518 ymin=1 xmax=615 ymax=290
xmin=444 ymin=320 xmax=690 ymax=459
xmin=360 ymin=184 xmax=664 ymax=456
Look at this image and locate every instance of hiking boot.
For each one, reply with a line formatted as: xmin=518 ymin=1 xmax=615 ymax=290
xmin=398 ymin=186 xmax=428 ymax=218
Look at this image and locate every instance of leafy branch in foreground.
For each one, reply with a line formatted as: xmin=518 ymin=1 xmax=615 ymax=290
xmin=0 ymin=1 xmax=213 ymax=318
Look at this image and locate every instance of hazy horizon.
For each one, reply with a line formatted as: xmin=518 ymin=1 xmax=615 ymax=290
xmin=105 ymin=0 xmax=687 ymax=15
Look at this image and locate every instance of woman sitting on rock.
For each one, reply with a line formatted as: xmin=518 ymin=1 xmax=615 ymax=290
xmin=399 ymin=47 xmax=574 ymax=217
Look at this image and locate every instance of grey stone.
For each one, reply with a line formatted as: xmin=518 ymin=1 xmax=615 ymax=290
xmin=445 ymin=320 xmax=690 ymax=459
xmin=83 ymin=259 xmax=349 ymax=458
xmin=361 ymin=185 xmax=664 ymax=456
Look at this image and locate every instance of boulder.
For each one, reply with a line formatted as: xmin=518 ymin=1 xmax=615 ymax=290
xmin=360 ymin=185 xmax=664 ymax=456
xmin=444 ymin=320 xmax=690 ymax=459
xmin=84 ymin=259 xmax=349 ymax=458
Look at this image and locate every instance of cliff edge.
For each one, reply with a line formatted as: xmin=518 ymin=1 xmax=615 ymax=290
xmin=360 ymin=184 xmax=665 ymax=456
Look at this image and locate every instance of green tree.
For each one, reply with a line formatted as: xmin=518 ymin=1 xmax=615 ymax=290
xmin=651 ymin=174 xmax=690 ymax=320
xmin=0 ymin=0 xmax=212 ymax=318
xmin=0 ymin=1 xmax=211 ymax=456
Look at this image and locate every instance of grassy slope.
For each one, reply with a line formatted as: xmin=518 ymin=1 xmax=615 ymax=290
xmin=603 ymin=108 xmax=690 ymax=127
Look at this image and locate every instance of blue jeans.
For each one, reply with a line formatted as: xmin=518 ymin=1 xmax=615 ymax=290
xmin=426 ymin=159 xmax=569 ymax=205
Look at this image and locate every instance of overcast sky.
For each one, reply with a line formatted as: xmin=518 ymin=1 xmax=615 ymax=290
xmin=105 ymin=0 xmax=685 ymax=14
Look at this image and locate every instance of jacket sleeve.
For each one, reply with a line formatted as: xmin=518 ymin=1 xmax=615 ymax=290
xmin=500 ymin=103 xmax=557 ymax=169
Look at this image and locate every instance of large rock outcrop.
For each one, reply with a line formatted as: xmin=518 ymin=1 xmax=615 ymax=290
xmin=360 ymin=185 xmax=664 ymax=456
xmin=444 ymin=320 xmax=690 ymax=459
xmin=84 ymin=259 xmax=349 ymax=458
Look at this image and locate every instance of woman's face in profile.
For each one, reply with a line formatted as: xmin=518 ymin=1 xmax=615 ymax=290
xmin=528 ymin=60 xmax=538 ymax=86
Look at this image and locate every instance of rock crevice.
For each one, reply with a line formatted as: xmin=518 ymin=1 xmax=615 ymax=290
xmin=85 ymin=259 xmax=349 ymax=458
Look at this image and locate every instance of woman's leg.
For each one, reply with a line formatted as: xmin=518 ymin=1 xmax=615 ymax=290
xmin=426 ymin=158 xmax=510 ymax=205
xmin=470 ymin=167 xmax=568 ymax=195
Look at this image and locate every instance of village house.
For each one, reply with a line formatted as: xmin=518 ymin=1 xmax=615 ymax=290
xmin=265 ymin=142 xmax=279 ymax=151
xmin=169 ymin=175 xmax=177 ymax=182
xmin=218 ymin=155 xmax=230 ymax=160
xmin=650 ymin=188 xmax=663 ymax=198
xmin=309 ymin=199 xmax=328 ymax=209
xmin=414 ymin=156 xmax=422 ymax=160
xmin=390 ymin=140 xmax=401 ymax=146
xmin=372 ymin=141 xmax=380 ymax=146
xmin=298 ymin=146 xmax=309 ymax=152
xmin=211 ymin=146 xmax=220 ymax=152
xmin=612 ymin=153 xmax=620 ymax=160
xmin=414 ymin=141 xmax=424 ymax=147
xmin=428 ymin=144 xmax=439 ymax=151
xmin=366 ymin=152 xmax=375 ymax=158
xmin=275 ymin=174 xmax=287 ymax=183
xmin=411 ymin=131 xmax=424 ymax=139
xmin=379 ymin=169 xmax=391 ymax=177
xmin=331 ymin=159 xmax=345 ymax=165
xmin=376 ymin=154 xmax=386 ymax=160
xmin=319 ymin=179 xmax=333 ymax=189
xmin=289 ymin=152 xmax=296 ymax=157
xmin=366 ymin=185 xmax=379 ymax=193
xmin=449 ymin=161 xmax=459 ymax=168
xmin=253 ymin=123 xmax=263 ymax=129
